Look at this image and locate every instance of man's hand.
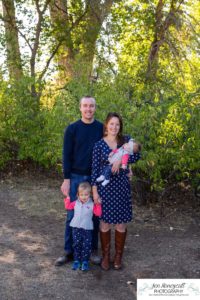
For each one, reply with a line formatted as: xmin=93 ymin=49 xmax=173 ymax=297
xmin=61 ymin=179 xmax=70 ymax=197
xmin=111 ymin=159 xmax=121 ymax=174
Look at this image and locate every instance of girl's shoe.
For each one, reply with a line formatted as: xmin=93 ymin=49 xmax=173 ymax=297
xmin=72 ymin=260 xmax=81 ymax=270
xmin=81 ymin=261 xmax=89 ymax=271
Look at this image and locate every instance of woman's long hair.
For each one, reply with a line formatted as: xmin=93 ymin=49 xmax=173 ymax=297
xmin=103 ymin=112 xmax=125 ymax=146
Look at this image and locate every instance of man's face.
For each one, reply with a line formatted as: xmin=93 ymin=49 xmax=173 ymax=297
xmin=80 ymin=98 xmax=96 ymax=122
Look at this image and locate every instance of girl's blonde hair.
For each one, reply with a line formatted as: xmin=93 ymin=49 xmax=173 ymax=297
xmin=78 ymin=182 xmax=91 ymax=194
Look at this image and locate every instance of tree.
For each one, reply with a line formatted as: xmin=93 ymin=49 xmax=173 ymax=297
xmin=2 ymin=0 xmax=23 ymax=81
xmin=146 ymin=0 xmax=185 ymax=81
xmin=49 ymin=0 xmax=116 ymax=81
xmin=0 ymin=0 xmax=119 ymax=91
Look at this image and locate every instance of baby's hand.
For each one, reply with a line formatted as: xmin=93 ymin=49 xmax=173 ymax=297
xmin=123 ymin=143 xmax=130 ymax=152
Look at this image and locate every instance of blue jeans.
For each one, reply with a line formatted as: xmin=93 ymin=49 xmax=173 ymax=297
xmin=64 ymin=173 xmax=99 ymax=254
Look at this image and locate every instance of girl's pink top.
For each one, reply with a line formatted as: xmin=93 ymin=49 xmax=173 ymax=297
xmin=64 ymin=197 xmax=102 ymax=217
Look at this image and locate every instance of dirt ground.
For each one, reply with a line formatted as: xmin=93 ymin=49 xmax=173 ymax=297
xmin=0 ymin=170 xmax=200 ymax=300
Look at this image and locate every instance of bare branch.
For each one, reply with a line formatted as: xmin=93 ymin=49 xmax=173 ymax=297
xmin=0 ymin=13 xmax=33 ymax=51
xmin=146 ymin=0 xmax=185 ymax=80
xmin=167 ymin=34 xmax=198 ymax=74
xmin=175 ymin=0 xmax=185 ymax=12
xmin=34 ymin=0 xmax=51 ymax=13
xmin=35 ymin=0 xmax=40 ymax=13
xmin=42 ymin=0 xmax=51 ymax=14
xmin=70 ymin=4 xmax=89 ymax=29
xmin=30 ymin=0 xmax=51 ymax=77
xmin=53 ymin=0 xmax=68 ymax=15
xmin=38 ymin=40 xmax=62 ymax=82
xmin=165 ymin=39 xmax=185 ymax=80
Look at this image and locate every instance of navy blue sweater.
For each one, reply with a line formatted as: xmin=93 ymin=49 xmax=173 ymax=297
xmin=63 ymin=119 xmax=103 ymax=179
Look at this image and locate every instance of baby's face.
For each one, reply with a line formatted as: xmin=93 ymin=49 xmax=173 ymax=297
xmin=79 ymin=190 xmax=90 ymax=203
xmin=133 ymin=143 xmax=139 ymax=152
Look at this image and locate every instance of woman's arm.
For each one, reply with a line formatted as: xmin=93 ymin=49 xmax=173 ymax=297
xmin=91 ymin=143 xmax=101 ymax=186
xmin=91 ymin=143 xmax=102 ymax=204
xmin=92 ymin=186 xmax=101 ymax=204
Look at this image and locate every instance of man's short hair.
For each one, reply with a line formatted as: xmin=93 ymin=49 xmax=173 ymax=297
xmin=79 ymin=96 xmax=96 ymax=106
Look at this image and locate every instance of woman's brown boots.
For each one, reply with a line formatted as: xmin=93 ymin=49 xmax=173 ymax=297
xmin=100 ymin=230 xmax=111 ymax=270
xmin=100 ymin=229 xmax=127 ymax=270
xmin=113 ymin=230 xmax=127 ymax=270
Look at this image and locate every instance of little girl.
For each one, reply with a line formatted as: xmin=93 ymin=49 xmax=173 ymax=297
xmin=64 ymin=182 xmax=102 ymax=271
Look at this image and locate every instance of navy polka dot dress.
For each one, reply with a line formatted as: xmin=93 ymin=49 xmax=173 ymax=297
xmin=91 ymin=137 xmax=140 ymax=224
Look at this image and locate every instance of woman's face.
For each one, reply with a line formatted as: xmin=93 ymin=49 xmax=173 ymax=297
xmin=106 ymin=117 xmax=120 ymax=137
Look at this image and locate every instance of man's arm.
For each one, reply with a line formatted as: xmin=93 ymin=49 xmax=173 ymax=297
xmin=61 ymin=125 xmax=74 ymax=196
xmin=61 ymin=179 xmax=70 ymax=197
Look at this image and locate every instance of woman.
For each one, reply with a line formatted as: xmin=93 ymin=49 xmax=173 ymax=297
xmin=91 ymin=112 xmax=140 ymax=270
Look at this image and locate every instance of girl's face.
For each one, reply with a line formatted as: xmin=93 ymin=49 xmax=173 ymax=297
xmin=105 ymin=117 xmax=120 ymax=137
xmin=78 ymin=189 xmax=90 ymax=203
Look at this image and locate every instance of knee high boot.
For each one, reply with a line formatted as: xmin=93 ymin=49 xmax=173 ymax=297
xmin=113 ymin=230 xmax=127 ymax=270
xmin=100 ymin=230 xmax=111 ymax=271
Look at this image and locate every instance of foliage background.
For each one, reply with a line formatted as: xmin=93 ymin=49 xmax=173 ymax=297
xmin=0 ymin=0 xmax=199 ymax=195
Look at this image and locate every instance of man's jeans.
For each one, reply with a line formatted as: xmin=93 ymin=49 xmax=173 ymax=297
xmin=64 ymin=173 xmax=99 ymax=254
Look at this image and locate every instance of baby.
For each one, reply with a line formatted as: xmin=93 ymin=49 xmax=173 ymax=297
xmin=97 ymin=139 xmax=141 ymax=186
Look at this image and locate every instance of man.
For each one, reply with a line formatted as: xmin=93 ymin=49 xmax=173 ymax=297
xmin=55 ymin=96 xmax=103 ymax=266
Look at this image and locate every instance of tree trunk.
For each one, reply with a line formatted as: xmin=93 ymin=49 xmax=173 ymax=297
xmin=2 ymin=0 xmax=23 ymax=81
xmin=146 ymin=0 xmax=182 ymax=81
xmin=49 ymin=0 xmax=114 ymax=82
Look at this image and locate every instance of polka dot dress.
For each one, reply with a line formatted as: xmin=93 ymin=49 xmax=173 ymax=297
xmin=91 ymin=138 xmax=140 ymax=224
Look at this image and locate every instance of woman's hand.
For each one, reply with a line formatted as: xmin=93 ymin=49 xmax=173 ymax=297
xmin=92 ymin=186 xmax=101 ymax=204
xmin=111 ymin=159 xmax=121 ymax=174
xmin=93 ymin=192 xmax=101 ymax=204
